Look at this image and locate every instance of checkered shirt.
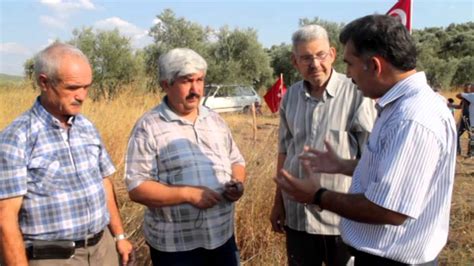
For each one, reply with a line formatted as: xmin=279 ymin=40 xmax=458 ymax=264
xmin=125 ymin=99 xmax=245 ymax=252
xmin=0 ymin=98 xmax=116 ymax=240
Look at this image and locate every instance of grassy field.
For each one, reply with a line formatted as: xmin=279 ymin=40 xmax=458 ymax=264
xmin=0 ymin=84 xmax=472 ymax=265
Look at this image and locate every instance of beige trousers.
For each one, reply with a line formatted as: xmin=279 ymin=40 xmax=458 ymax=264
xmin=28 ymin=228 xmax=119 ymax=266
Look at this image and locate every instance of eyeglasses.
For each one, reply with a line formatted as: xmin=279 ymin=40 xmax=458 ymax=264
xmin=298 ymin=51 xmax=330 ymax=65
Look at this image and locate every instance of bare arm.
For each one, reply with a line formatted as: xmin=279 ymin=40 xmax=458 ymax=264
xmin=104 ymin=177 xmax=126 ymax=236
xmin=273 ymin=153 xmax=286 ymax=204
xmin=321 ymin=191 xmax=408 ymax=225
xmin=270 ymin=153 xmax=287 ymax=233
xmin=231 ymin=164 xmax=246 ymax=183
xmin=0 ymin=196 xmax=28 ymax=266
xmin=128 ymin=181 xmax=222 ymax=209
xmin=103 ymin=177 xmax=133 ymax=266
xmin=275 ymin=170 xmax=407 ymax=226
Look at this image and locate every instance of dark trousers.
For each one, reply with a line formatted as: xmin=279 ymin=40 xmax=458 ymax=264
xmin=148 ymin=235 xmax=240 ymax=266
xmin=458 ymin=116 xmax=470 ymax=154
xmin=349 ymin=246 xmax=437 ymax=266
xmin=285 ymin=226 xmax=351 ymax=266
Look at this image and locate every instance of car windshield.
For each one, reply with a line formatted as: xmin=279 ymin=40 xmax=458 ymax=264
xmin=238 ymin=86 xmax=256 ymax=96
xmin=205 ymin=86 xmax=218 ymax=96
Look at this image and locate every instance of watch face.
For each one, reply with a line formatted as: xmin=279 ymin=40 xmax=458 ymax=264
xmin=312 ymin=188 xmax=327 ymax=210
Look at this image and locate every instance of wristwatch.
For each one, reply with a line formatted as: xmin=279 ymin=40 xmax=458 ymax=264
xmin=114 ymin=233 xmax=129 ymax=242
xmin=312 ymin=188 xmax=328 ymax=211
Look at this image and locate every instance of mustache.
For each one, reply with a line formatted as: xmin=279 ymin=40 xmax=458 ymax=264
xmin=71 ymin=100 xmax=83 ymax=106
xmin=186 ymin=92 xmax=200 ymax=99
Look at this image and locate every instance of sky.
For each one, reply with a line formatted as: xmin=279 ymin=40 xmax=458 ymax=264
xmin=1 ymin=0 xmax=473 ymax=76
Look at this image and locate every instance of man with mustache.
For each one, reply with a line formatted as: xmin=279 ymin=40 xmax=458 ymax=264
xmin=0 ymin=43 xmax=133 ymax=265
xmin=269 ymin=24 xmax=376 ymax=266
xmin=125 ymin=48 xmax=246 ymax=266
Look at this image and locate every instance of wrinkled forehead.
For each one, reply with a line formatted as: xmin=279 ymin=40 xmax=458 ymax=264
xmin=176 ymin=71 xmax=206 ymax=80
xmin=294 ymin=38 xmax=331 ymax=55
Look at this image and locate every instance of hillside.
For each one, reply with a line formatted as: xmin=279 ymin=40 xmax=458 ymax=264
xmin=0 ymin=73 xmax=24 ymax=85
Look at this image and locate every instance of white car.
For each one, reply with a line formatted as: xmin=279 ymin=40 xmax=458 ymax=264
xmin=201 ymin=84 xmax=262 ymax=113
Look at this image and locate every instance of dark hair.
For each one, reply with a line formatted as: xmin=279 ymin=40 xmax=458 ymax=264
xmin=448 ymin=98 xmax=454 ymax=103
xmin=339 ymin=15 xmax=416 ymax=71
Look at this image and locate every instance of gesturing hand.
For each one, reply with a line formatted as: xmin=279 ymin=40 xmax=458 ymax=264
xmin=299 ymin=141 xmax=343 ymax=175
xmin=274 ymin=169 xmax=320 ymax=204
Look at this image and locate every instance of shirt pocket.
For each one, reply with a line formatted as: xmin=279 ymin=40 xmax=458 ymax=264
xmin=80 ymin=135 xmax=103 ymax=182
xmin=80 ymin=134 xmax=101 ymax=167
xmin=27 ymin=155 xmax=64 ymax=194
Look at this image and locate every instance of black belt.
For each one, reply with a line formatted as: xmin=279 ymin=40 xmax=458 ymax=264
xmin=74 ymin=230 xmax=104 ymax=248
xmin=26 ymin=231 xmax=104 ymax=260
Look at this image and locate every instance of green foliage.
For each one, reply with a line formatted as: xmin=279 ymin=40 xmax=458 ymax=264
xmin=266 ymin=44 xmax=300 ymax=86
xmin=23 ymin=58 xmax=36 ymax=89
xmin=414 ymin=22 xmax=474 ymax=89
xmin=70 ymin=27 xmax=138 ymax=100
xmin=207 ymin=26 xmax=273 ymax=90
xmin=145 ymin=9 xmax=273 ymax=91
xmin=145 ymin=9 xmax=210 ymax=91
xmin=451 ymin=56 xmax=474 ymax=86
xmin=21 ymin=11 xmax=473 ymax=97
xmin=423 ymin=57 xmax=459 ymax=89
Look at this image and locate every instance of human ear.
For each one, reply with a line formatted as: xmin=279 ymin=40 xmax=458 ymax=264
xmin=38 ymin=74 xmax=49 ymax=91
xmin=370 ymin=57 xmax=383 ymax=76
xmin=329 ymin=47 xmax=337 ymax=60
xmin=291 ymin=53 xmax=298 ymax=68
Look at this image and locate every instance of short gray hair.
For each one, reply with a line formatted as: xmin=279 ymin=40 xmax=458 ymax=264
xmin=34 ymin=42 xmax=90 ymax=85
xmin=292 ymin=24 xmax=329 ymax=52
xmin=158 ymin=48 xmax=207 ymax=85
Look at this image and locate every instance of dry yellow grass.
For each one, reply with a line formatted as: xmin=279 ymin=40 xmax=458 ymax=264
xmin=0 ymin=84 xmax=472 ymax=265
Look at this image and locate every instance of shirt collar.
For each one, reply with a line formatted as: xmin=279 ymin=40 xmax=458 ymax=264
xmin=157 ymin=96 xmax=210 ymax=124
xmin=32 ymin=97 xmax=76 ymax=128
xmin=376 ymin=72 xmax=427 ymax=111
xmin=301 ymin=69 xmax=338 ymax=102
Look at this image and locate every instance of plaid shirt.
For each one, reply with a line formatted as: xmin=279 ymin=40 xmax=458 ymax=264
xmin=125 ymin=99 xmax=245 ymax=252
xmin=0 ymin=99 xmax=115 ymax=240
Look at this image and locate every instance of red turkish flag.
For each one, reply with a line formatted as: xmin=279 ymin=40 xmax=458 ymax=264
xmin=387 ymin=0 xmax=412 ymax=33
xmin=264 ymin=76 xmax=287 ymax=113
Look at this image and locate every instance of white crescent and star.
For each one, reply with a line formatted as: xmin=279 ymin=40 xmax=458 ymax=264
xmin=388 ymin=8 xmax=407 ymax=26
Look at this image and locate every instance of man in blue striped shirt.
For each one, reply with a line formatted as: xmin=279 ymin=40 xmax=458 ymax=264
xmin=0 ymin=43 xmax=133 ymax=265
xmin=276 ymin=15 xmax=456 ymax=265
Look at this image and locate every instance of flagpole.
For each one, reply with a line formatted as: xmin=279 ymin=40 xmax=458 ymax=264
xmin=278 ymin=73 xmax=283 ymax=115
xmin=410 ymin=0 xmax=413 ymax=34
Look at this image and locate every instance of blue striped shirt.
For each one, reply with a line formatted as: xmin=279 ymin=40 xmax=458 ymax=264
xmin=340 ymin=72 xmax=457 ymax=263
xmin=0 ymin=99 xmax=115 ymax=240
